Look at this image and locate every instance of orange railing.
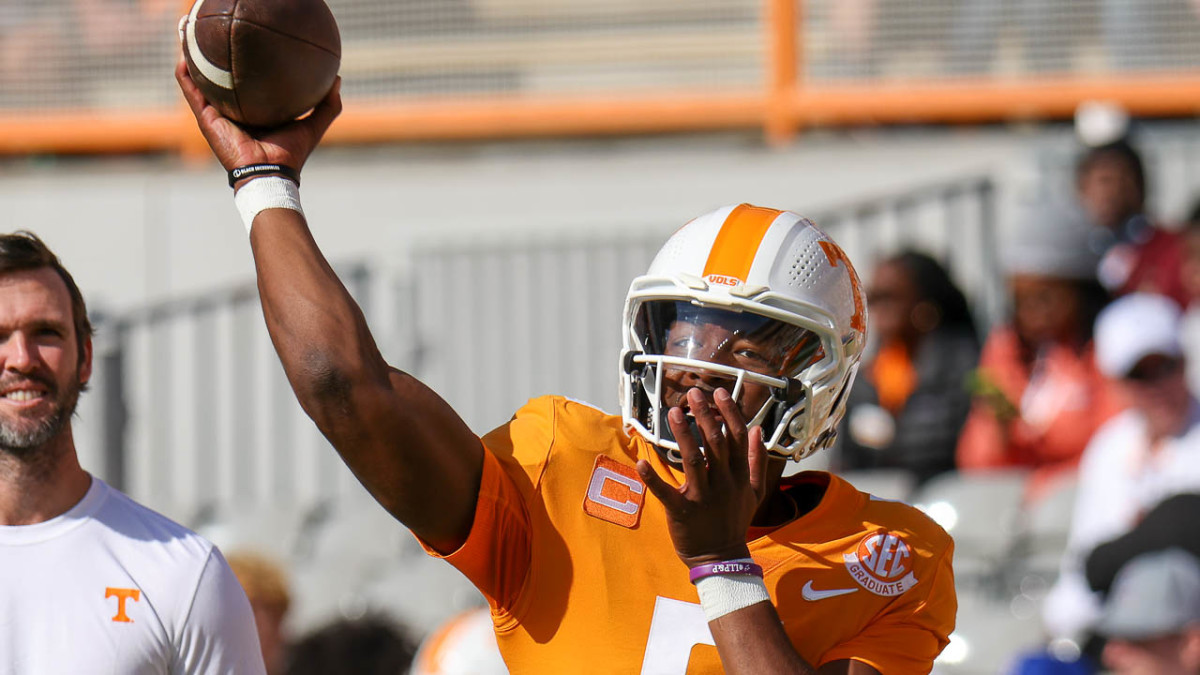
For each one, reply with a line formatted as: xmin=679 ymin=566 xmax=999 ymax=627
xmin=2 ymin=0 xmax=1200 ymax=156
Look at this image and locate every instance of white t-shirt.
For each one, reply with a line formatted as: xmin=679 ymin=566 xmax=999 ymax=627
xmin=0 ymin=476 xmax=266 ymax=674
xmin=1042 ymin=403 xmax=1200 ymax=641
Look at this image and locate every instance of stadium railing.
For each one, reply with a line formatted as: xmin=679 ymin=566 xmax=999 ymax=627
xmin=3 ymin=0 xmax=1200 ymax=155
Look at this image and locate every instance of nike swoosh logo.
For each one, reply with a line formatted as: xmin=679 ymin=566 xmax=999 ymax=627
xmin=802 ymin=580 xmax=858 ymax=601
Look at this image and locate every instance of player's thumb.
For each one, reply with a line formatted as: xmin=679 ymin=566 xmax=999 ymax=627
xmin=305 ymin=78 xmax=343 ymax=140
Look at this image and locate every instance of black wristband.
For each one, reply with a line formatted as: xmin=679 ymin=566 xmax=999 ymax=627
xmin=227 ymin=164 xmax=300 ymax=188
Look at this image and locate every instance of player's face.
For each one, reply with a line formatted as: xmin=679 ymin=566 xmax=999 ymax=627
xmin=661 ymin=320 xmax=774 ymax=418
xmin=0 ymin=268 xmax=91 ymax=454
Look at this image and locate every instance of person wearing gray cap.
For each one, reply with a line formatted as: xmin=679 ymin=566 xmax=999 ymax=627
xmin=957 ymin=198 xmax=1122 ymax=501
xmin=1097 ymin=549 xmax=1200 ymax=674
xmin=1043 ymin=293 xmax=1200 ymax=646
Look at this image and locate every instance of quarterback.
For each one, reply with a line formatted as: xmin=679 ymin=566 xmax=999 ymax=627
xmin=178 ymin=58 xmax=955 ymax=673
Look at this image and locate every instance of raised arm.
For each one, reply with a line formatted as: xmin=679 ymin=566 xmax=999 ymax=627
xmin=176 ymin=60 xmax=483 ymax=553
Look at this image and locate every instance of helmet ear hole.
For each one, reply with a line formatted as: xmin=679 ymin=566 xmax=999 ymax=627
xmin=622 ymin=350 xmax=643 ymax=375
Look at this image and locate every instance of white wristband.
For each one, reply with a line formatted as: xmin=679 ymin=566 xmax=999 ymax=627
xmin=233 ymin=176 xmax=304 ymax=234
xmin=695 ymin=573 xmax=772 ymax=622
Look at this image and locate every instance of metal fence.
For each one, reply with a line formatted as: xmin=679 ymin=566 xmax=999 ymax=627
xmin=88 ymin=175 xmax=998 ymax=524
xmin=4 ymin=0 xmax=1200 ymax=153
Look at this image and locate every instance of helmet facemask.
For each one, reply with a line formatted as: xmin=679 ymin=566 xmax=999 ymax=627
xmin=622 ymin=299 xmax=835 ymax=463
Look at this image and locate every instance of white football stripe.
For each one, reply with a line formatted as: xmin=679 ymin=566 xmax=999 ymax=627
xmin=185 ymin=0 xmax=233 ymax=90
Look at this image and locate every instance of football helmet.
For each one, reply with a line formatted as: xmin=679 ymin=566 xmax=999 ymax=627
xmin=619 ymin=204 xmax=867 ymax=462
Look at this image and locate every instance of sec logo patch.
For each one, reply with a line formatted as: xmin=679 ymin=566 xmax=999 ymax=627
xmin=843 ymin=531 xmax=918 ymax=596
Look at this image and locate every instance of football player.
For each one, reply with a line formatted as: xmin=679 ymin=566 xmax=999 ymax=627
xmin=178 ymin=57 xmax=956 ymax=674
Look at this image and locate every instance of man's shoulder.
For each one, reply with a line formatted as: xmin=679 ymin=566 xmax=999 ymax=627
xmin=499 ymin=395 xmax=627 ymax=447
xmin=846 ymin=481 xmax=954 ymax=555
xmin=94 ymin=482 xmax=215 ymax=564
xmin=484 ymin=395 xmax=630 ymax=476
xmin=869 ymin=502 xmax=952 ymax=552
xmin=784 ymin=473 xmax=953 ymax=556
xmin=519 ymin=394 xmax=620 ymax=423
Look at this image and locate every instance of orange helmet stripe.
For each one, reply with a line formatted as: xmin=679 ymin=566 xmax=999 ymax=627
xmin=702 ymin=204 xmax=782 ymax=284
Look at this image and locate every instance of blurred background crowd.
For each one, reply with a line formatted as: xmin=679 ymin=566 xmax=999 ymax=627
xmin=6 ymin=0 xmax=1200 ymax=673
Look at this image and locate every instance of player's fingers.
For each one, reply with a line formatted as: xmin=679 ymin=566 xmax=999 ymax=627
xmin=175 ymin=58 xmax=206 ymax=118
xmin=666 ymin=405 xmax=708 ymax=494
xmin=713 ymin=387 xmax=749 ymax=483
xmin=746 ymin=426 xmax=768 ymax=499
xmin=636 ymin=459 xmax=684 ymax=512
xmin=688 ymin=388 xmax=729 ymax=485
xmin=302 ymin=77 xmax=342 ymax=144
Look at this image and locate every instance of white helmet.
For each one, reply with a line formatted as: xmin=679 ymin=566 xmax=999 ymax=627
xmin=619 ymin=204 xmax=867 ymax=462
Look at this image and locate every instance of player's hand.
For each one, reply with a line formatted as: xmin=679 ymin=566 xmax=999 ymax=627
xmin=175 ymin=57 xmax=341 ymax=181
xmin=637 ymin=387 xmax=769 ymax=569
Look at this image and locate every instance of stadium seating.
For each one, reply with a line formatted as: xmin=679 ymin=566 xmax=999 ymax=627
xmin=837 ymin=468 xmax=919 ymax=503
xmin=912 ymin=469 xmax=1031 ymax=587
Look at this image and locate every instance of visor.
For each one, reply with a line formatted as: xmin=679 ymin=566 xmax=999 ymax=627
xmin=634 ymin=300 xmax=823 ymax=378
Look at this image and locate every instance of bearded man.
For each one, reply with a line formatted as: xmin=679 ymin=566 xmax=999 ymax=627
xmin=0 ymin=232 xmax=266 ymax=675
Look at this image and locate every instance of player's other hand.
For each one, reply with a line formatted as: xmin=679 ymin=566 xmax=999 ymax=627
xmin=175 ymin=57 xmax=341 ymax=181
xmin=637 ymin=387 xmax=768 ymax=569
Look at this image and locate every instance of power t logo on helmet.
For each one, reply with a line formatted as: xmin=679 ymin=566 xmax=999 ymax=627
xmin=619 ymin=203 xmax=868 ymax=462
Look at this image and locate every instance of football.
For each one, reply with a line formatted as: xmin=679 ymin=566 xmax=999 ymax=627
xmin=181 ymin=0 xmax=341 ymax=128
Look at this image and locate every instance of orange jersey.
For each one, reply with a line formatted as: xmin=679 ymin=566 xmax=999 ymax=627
xmin=421 ymin=396 xmax=956 ymax=674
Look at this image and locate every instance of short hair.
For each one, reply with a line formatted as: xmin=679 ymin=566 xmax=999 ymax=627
xmin=285 ymin=614 xmax=416 ymax=675
xmin=1075 ymin=139 xmax=1146 ymax=205
xmin=0 ymin=232 xmax=92 ymax=365
xmin=225 ymin=550 xmax=291 ymax=617
xmin=887 ymin=250 xmax=977 ymax=339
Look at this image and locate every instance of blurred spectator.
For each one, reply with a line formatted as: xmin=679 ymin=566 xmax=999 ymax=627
xmin=285 ymin=614 xmax=417 ymax=675
xmin=1043 ymin=294 xmax=1200 ymax=645
xmin=410 ymin=608 xmax=508 ymax=675
xmin=822 ymin=0 xmax=877 ymax=78
xmin=950 ymin=0 xmax=1193 ymax=76
xmin=837 ymin=251 xmax=979 ymax=485
xmin=1078 ymin=139 xmax=1188 ymax=306
xmin=1094 ymin=549 xmax=1200 ymax=675
xmin=1179 ymin=207 xmax=1200 ymax=393
xmin=0 ymin=0 xmax=71 ymax=107
xmin=227 ymin=551 xmax=292 ymax=675
xmin=950 ymin=0 xmax=1076 ymax=75
xmin=957 ymin=199 xmax=1121 ymax=500
xmin=1087 ymin=493 xmax=1200 ymax=596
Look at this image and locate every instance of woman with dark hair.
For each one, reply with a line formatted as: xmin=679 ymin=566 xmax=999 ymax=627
xmin=837 ymin=250 xmax=980 ymax=486
xmin=958 ymin=198 xmax=1125 ymax=501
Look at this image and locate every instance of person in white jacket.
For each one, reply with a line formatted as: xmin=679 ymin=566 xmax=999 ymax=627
xmin=1044 ymin=293 xmax=1200 ymax=649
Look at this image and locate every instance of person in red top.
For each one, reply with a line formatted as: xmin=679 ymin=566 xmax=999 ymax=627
xmin=958 ymin=198 xmax=1124 ymax=501
xmin=1078 ymin=139 xmax=1188 ymax=307
xmin=176 ymin=50 xmax=956 ymax=673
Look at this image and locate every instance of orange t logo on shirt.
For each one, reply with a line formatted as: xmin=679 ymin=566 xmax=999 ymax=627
xmin=105 ymin=587 xmax=141 ymax=623
xmin=583 ymin=455 xmax=646 ymax=529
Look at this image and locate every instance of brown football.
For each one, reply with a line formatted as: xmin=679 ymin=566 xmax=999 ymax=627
xmin=182 ymin=0 xmax=341 ymax=128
